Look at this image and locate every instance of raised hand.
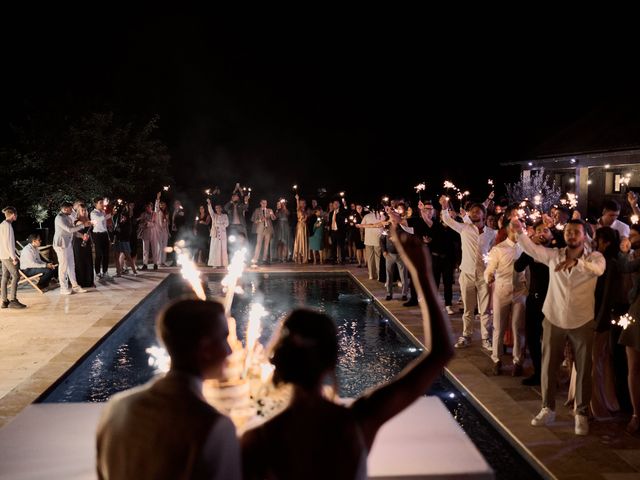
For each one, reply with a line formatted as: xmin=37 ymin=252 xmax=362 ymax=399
xmin=438 ymin=195 xmax=448 ymax=209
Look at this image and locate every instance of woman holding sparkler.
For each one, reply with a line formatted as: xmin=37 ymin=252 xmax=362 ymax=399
xmin=309 ymin=207 xmax=325 ymax=265
xmin=292 ymin=194 xmax=309 ymax=264
xmin=274 ymin=199 xmax=291 ymax=263
xmin=194 ymin=204 xmax=212 ymax=265
xmin=207 ymin=199 xmax=229 ymax=268
xmin=616 ymin=223 xmax=640 ymax=433
xmin=241 ymin=214 xmax=454 ymax=480
xmin=72 ymin=204 xmax=95 ymax=288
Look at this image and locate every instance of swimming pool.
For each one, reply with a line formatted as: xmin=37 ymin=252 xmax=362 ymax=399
xmin=38 ymin=273 xmax=542 ymax=479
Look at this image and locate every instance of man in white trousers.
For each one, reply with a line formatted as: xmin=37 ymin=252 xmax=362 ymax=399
xmin=439 ymin=195 xmax=496 ymax=350
xmin=484 ymin=219 xmax=527 ymax=376
xmin=53 ymin=202 xmax=91 ymax=295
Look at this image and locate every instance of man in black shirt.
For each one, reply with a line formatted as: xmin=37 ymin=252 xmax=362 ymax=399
xmin=514 ymin=220 xmax=553 ymax=386
xmin=419 ymin=201 xmax=460 ymax=314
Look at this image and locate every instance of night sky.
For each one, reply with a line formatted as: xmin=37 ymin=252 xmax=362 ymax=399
xmin=2 ymin=12 xmax=637 ymax=206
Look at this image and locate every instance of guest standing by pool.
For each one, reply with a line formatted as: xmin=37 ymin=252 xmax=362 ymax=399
xmin=207 ymin=199 xmax=229 ymax=268
xmin=73 ymin=204 xmax=96 ymax=288
xmin=293 ymin=194 xmax=309 ymax=264
xmin=309 ymin=208 xmax=325 ymax=265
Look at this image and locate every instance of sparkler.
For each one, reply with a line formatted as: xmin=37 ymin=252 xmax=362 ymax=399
xmin=612 ymin=313 xmax=635 ymax=330
xmin=487 ymin=179 xmax=494 ymax=187
xmin=163 ymin=185 xmax=170 ymax=191
xmin=443 ymin=180 xmax=457 ymax=190
xmin=205 ymin=188 xmax=212 ymax=196
xmin=242 ymin=303 xmax=267 ymax=378
xmin=566 ymin=193 xmax=578 ymax=209
xmin=414 ymin=182 xmax=426 ymax=201
xmin=175 ymin=244 xmax=206 ymax=301
xmin=632 ymin=215 xmax=639 ymax=225
xmin=146 ymin=346 xmax=171 ymax=373
xmin=534 ymin=194 xmax=542 ymax=206
xmin=221 ymin=248 xmax=248 ymax=315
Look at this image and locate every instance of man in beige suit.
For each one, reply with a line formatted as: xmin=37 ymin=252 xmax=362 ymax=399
xmin=96 ymin=299 xmax=241 ymax=480
xmin=251 ymin=199 xmax=276 ymax=265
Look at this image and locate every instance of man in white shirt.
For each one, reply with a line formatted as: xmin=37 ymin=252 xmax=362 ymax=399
xmin=439 ymin=196 xmax=496 ymax=350
xmin=91 ymin=197 xmax=112 ymax=279
xmin=484 ymin=221 xmax=527 ymax=376
xmin=97 ymin=299 xmax=241 ymax=480
xmin=512 ymin=216 xmax=605 ymax=436
xmin=20 ymin=234 xmax=57 ymax=290
xmin=598 ymin=199 xmax=630 ymax=239
xmin=358 ymin=209 xmax=384 ymax=280
xmin=1 ymin=206 xmax=26 ymax=309
xmin=53 ymin=202 xmax=91 ymax=295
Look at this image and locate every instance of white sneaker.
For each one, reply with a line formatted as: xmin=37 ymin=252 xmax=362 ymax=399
xmin=482 ymin=338 xmax=492 ymax=351
xmin=531 ymin=407 xmax=556 ymax=427
xmin=72 ymin=286 xmax=87 ymax=294
xmin=445 ymin=306 xmax=455 ymax=315
xmin=454 ymin=336 xmax=470 ymax=349
xmin=575 ymin=414 xmax=589 ymax=436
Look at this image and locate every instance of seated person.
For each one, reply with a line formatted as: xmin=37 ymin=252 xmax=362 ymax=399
xmin=20 ymin=234 xmax=57 ymax=289
xmin=96 ymin=299 xmax=241 ymax=480
xmin=241 ymin=216 xmax=455 ymax=480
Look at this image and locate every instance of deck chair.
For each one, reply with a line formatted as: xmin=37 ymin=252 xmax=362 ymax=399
xmin=14 ymin=243 xmax=45 ymax=295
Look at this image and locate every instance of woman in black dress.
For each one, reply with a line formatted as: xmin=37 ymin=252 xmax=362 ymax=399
xmin=73 ymin=204 xmax=95 ymax=288
xmin=194 ymin=204 xmax=211 ymax=265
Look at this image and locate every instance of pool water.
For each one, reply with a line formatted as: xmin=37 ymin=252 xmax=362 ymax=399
xmin=39 ymin=273 xmax=542 ymax=479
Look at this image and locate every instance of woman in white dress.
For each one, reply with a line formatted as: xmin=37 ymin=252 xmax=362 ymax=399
xmin=207 ymin=199 xmax=229 ymax=268
xmin=154 ymin=195 xmax=171 ymax=266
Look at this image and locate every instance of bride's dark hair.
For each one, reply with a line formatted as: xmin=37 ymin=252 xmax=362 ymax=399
xmin=271 ymin=309 xmax=338 ymax=390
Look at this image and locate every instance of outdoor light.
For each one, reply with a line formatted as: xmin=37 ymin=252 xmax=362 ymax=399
xmin=449 ymin=393 xmax=456 ymax=399
xmin=570 ymin=158 xmax=576 ymax=164
xmin=605 ymin=164 xmax=611 ymax=169
xmin=587 ymin=180 xmax=592 ymax=185
xmin=528 ymin=162 xmax=533 ymax=166
xmin=569 ymin=178 xmax=575 ymax=183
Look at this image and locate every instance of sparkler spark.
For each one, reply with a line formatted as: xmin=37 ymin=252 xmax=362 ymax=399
xmin=147 ymin=346 xmax=171 ymax=373
xmin=221 ymin=248 xmax=247 ymax=314
xmin=243 ymin=303 xmax=268 ymax=378
xmin=414 ymin=182 xmax=426 ymax=192
xmin=487 ymin=179 xmax=494 ymax=186
xmin=612 ymin=313 xmax=635 ymax=330
xmin=163 ymin=185 xmax=170 ymax=191
xmin=443 ymin=180 xmax=458 ymax=190
xmin=176 ymin=248 xmax=206 ymax=301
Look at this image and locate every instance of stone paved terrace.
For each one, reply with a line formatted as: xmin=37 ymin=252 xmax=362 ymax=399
xmin=1 ymin=263 xmax=640 ymax=479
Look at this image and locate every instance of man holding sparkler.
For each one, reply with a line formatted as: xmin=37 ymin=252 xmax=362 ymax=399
xmin=511 ymin=215 xmax=605 ymax=436
xmin=225 ymin=184 xmax=249 ymax=241
xmin=97 ymin=299 xmax=241 ymax=479
xmin=597 ymin=200 xmax=630 ymax=240
xmin=91 ymin=197 xmax=113 ymax=280
xmin=250 ymin=199 xmax=276 ymax=266
xmin=439 ymin=196 xmax=496 ymax=350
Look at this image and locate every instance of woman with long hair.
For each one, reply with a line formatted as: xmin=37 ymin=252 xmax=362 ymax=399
xmin=273 ymin=200 xmax=291 ymax=263
xmin=241 ymin=215 xmax=454 ymax=479
xmin=156 ymin=199 xmax=171 ymax=266
xmin=207 ymin=199 xmax=229 ymax=268
xmin=617 ymin=224 xmax=640 ymax=433
xmin=292 ymin=194 xmax=309 ymax=264
xmin=194 ymin=204 xmax=212 ymax=265
xmin=72 ymin=203 xmax=95 ymax=288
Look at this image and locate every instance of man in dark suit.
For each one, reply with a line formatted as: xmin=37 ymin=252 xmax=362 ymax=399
xmin=328 ymin=199 xmax=348 ymax=263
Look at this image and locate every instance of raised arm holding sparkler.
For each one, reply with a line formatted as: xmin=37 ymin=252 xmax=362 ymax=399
xmin=241 ymin=216 xmax=454 ymax=480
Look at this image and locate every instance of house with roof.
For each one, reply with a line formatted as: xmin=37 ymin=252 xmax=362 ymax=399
xmin=502 ymin=101 xmax=640 ymax=221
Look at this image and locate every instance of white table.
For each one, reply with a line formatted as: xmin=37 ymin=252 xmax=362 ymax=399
xmin=0 ymin=397 xmax=493 ymax=479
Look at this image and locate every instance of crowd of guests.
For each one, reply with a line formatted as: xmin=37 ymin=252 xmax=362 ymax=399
xmin=4 ymin=181 xmax=640 ymax=443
